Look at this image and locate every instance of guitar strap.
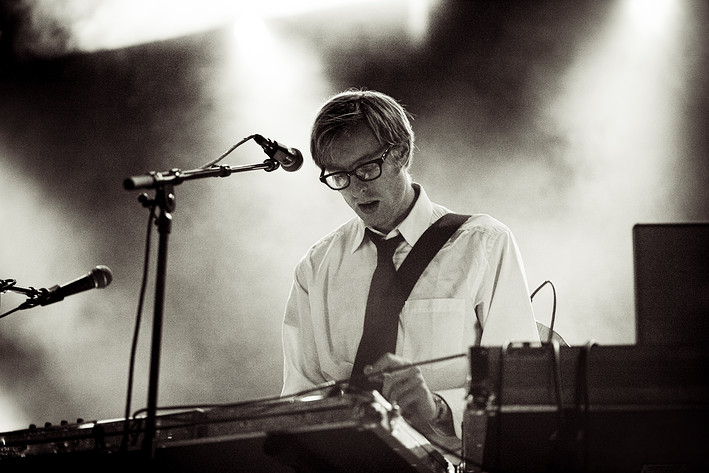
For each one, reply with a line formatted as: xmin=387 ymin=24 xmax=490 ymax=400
xmin=394 ymin=212 xmax=470 ymax=300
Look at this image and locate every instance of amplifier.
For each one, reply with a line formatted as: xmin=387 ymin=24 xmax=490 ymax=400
xmin=0 ymin=390 xmax=451 ymax=472
xmin=461 ymin=343 xmax=709 ymax=473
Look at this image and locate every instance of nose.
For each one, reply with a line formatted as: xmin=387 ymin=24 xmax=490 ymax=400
xmin=348 ymin=177 xmax=368 ymax=195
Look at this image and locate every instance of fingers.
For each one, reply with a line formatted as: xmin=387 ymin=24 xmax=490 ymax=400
xmin=362 ymin=364 xmax=410 ymax=382
xmin=386 ymin=373 xmax=437 ymax=426
xmin=383 ymin=372 xmax=418 ymax=404
xmin=362 ymin=355 xmax=436 ymax=424
xmin=362 ymin=364 xmax=381 ymax=382
xmin=365 ymin=353 xmax=411 ymax=377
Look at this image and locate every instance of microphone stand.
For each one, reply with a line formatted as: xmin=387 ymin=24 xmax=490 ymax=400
xmin=125 ymin=158 xmax=281 ymax=462
xmin=0 ymin=282 xmax=47 ymax=319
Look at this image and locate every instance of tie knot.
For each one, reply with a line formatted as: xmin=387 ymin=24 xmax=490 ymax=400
xmin=365 ymin=229 xmax=403 ymax=259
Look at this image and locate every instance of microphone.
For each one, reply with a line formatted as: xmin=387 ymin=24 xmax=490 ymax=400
xmin=253 ymin=134 xmax=303 ymax=172
xmin=38 ymin=265 xmax=113 ymax=306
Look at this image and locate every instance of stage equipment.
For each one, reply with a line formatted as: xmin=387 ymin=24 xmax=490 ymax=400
xmin=462 ymin=343 xmax=709 ymax=473
xmin=633 ymin=222 xmax=709 ymax=346
xmin=0 ymin=390 xmax=451 ymax=472
xmin=0 ymin=266 xmax=113 ymax=318
xmin=121 ymin=135 xmax=302 ymax=460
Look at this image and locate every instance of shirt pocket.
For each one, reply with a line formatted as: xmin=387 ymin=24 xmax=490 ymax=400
xmin=399 ymin=298 xmax=466 ymax=362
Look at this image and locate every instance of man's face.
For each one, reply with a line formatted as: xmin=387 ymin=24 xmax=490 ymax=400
xmin=324 ymin=122 xmax=414 ymax=233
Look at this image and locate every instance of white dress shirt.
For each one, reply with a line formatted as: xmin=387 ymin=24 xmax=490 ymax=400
xmin=281 ymin=184 xmax=539 ymax=438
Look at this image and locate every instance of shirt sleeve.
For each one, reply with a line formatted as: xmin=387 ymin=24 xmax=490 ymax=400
xmin=281 ymin=262 xmax=321 ymax=396
xmin=476 ymin=226 xmax=540 ymax=346
xmin=433 ymin=224 xmax=539 ymax=440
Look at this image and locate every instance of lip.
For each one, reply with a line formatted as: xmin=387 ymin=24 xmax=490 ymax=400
xmin=358 ymin=200 xmax=380 ymax=214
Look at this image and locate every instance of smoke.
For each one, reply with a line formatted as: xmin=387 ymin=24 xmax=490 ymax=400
xmin=3 ymin=0 xmax=238 ymax=59
xmin=2 ymin=0 xmax=415 ymax=60
xmin=1 ymin=0 xmax=707 ymax=435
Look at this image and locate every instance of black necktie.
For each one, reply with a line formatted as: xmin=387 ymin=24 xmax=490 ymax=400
xmin=350 ymin=229 xmax=404 ymax=392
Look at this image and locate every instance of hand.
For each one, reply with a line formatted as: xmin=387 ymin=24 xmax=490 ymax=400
xmin=364 ymin=353 xmax=437 ymax=429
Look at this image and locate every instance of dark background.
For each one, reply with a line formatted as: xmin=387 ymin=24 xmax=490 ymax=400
xmin=1 ymin=0 xmax=707 ymax=432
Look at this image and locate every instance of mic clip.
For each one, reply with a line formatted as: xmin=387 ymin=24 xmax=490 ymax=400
xmin=17 ymin=289 xmax=50 ymax=310
xmin=252 ymin=136 xmax=281 ymax=172
xmin=253 ymin=134 xmax=277 ymax=156
xmin=262 ymin=159 xmax=280 ymax=172
xmin=0 ymin=279 xmax=48 ymax=305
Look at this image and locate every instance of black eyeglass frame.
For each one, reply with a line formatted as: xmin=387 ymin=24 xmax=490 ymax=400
xmin=319 ymin=145 xmax=393 ymax=190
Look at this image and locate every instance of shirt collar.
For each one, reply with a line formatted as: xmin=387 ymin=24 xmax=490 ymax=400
xmin=352 ymin=183 xmax=434 ymax=253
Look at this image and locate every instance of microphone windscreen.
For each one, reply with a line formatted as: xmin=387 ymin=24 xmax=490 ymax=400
xmin=92 ymin=265 xmax=113 ymax=288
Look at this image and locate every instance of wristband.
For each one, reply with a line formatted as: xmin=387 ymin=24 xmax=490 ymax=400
xmin=432 ymin=393 xmax=449 ymax=423
xmin=428 ymin=393 xmax=456 ymax=437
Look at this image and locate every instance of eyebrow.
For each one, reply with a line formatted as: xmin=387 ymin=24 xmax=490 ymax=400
xmin=326 ymin=147 xmax=384 ymax=172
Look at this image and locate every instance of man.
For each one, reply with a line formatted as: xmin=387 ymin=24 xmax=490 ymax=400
xmin=281 ymin=89 xmax=539 ymax=448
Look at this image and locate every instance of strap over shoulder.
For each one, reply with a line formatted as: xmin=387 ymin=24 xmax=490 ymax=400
xmin=396 ymin=213 xmax=470 ymax=299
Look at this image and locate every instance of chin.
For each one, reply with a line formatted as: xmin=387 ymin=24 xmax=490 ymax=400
xmin=359 ymin=215 xmax=380 ymax=230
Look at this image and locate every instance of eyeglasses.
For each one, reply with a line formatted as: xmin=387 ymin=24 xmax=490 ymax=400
xmin=319 ymin=145 xmax=392 ymax=191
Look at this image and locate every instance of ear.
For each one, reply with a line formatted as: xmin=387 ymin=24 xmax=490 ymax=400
xmin=392 ymin=144 xmax=412 ymax=169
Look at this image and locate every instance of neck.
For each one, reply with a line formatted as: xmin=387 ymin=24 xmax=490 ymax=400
xmin=377 ymin=184 xmax=418 ymax=234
